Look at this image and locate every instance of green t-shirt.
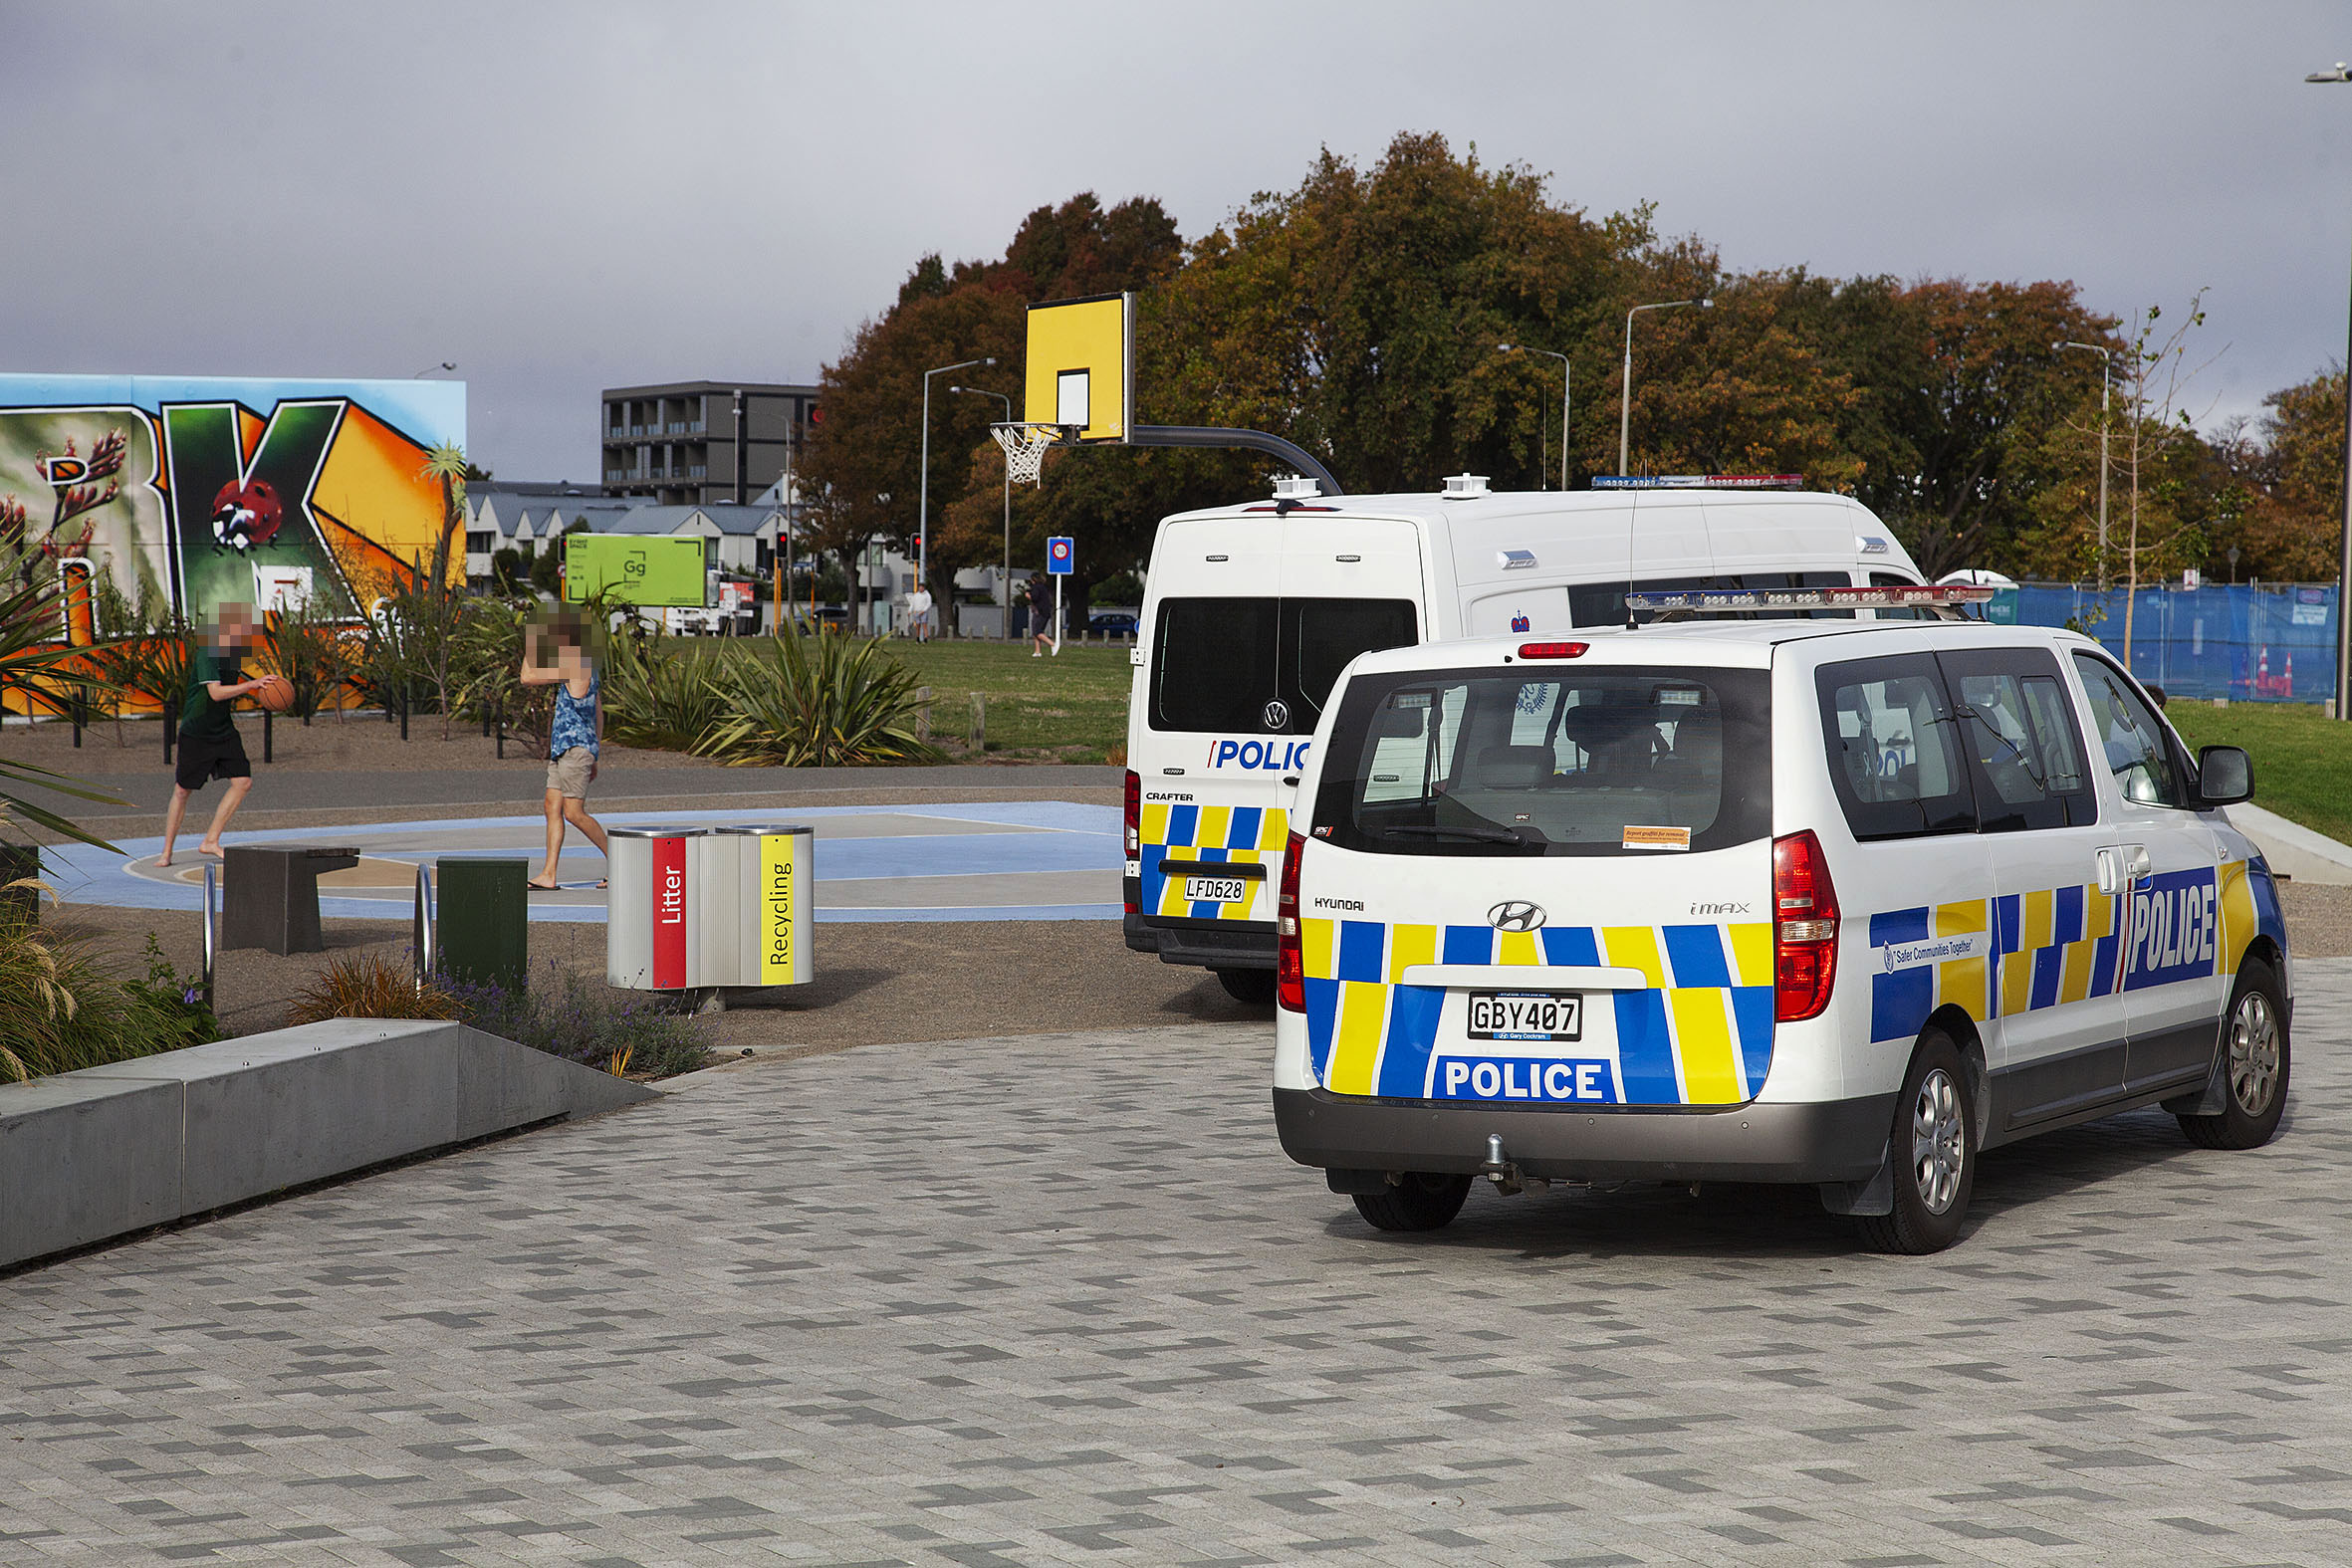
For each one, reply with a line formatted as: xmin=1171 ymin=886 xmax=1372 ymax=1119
xmin=179 ymin=653 xmax=241 ymax=742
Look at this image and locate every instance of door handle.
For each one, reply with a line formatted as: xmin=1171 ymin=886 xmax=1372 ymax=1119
xmin=2096 ymin=847 xmax=2121 ymax=896
xmin=2124 ymin=844 xmax=2153 ymax=886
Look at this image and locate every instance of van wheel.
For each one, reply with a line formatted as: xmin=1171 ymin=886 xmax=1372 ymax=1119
xmin=1858 ymin=1029 xmax=1976 ymax=1254
xmin=1352 ymin=1174 xmax=1472 ymax=1232
xmin=1216 ymin=968 xmax=1277 ymax=1005
xmin=2179 ymin=959 xmax=2289 ymax=1150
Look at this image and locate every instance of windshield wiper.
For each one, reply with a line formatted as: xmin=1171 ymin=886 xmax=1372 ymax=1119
xmin=1380 ymin=823 xmax=1539 ymax=846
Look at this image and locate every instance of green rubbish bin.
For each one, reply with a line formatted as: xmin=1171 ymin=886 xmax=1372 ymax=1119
xmin=437 ymin=858 xmax=529 ymax=993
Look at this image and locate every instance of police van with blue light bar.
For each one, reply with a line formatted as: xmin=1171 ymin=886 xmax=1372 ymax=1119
xmin=1266 ymin=584 xmax=2290 ymax=1252
xmin=1123 ymin=475 xmax=1933 ymax=1003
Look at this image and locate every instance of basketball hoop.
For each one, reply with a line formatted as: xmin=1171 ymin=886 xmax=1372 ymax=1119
xmin=990 ymin=421 xmax=1074 ymax=486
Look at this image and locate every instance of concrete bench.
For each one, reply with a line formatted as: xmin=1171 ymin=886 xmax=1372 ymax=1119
xmin=222 ymin=844 xmax=360 ymax=954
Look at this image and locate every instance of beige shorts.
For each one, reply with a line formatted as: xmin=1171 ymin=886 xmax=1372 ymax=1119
xmin=547 ymin=747 xmax=594 ymax=798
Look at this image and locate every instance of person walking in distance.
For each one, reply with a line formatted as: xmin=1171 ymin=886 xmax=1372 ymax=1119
xmin=905 ymin=582 xmax=934 ymax=643
xmin=158 ymin=600 xmax=266 ymax=868
xmin=1027 ymin=572 xmax=1056 ymax=657
xmin=521 ymin=608 xmax=610 ymax=890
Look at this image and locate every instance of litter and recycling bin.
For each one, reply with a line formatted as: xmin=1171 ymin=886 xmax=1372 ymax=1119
xmin=607 ymin=822 xmax=813 ymax=993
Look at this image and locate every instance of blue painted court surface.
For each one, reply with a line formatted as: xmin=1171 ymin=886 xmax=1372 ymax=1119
xmin=41 ymin=801 xmax=1122 ymax=923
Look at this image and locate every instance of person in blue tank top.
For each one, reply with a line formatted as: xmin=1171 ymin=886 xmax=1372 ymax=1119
xmin=519 ymin=608 xmax=609 ymax=890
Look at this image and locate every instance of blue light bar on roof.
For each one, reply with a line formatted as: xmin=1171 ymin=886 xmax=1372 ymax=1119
xmin=1590 ymin=474 xmax=1805 ymax=491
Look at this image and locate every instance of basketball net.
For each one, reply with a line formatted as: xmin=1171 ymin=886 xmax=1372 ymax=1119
xmin=990 ymin=422 xmax=1071 ymax=486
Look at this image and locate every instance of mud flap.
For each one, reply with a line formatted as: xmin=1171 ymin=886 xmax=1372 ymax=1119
xmin=1817 ymin=1143 xmax=1893 ymax=1216
xmin=1324 ymin=1168 xmax=1393 ymax=1196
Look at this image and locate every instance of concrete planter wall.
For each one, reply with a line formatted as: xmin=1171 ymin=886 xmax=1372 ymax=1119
xmin=0 ymin=1019 xmax=656 ymax=1270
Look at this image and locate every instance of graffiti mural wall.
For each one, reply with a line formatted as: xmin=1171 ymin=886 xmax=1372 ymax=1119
xmin=0 ymin=374 xmax=466 ymax=632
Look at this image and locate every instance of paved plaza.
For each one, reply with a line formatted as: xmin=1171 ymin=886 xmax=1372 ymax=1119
xmin=7 ymin=966 xmax=2352 ymax=1565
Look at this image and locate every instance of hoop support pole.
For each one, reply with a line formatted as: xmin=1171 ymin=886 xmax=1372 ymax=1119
xmin=1127 ymin=425 xmax=1342 ymax=496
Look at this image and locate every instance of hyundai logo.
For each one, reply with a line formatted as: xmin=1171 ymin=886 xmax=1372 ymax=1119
xmin=1263 ymin=699 xmax=1292 ymax=731
xmin=1488 ymin=901 xmax=1545 ymax=932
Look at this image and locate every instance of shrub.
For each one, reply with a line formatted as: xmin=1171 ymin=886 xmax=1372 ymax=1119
xmin=694 ymin=632 xmax=940 ymax=767
xmin=601 ymin=629 xmax=735 ymax=754
xmin=444 ymin=964 xmax=708 ymax=1078
xmin=285 ymin=952 xmax=463 ymax=1024
xmin=257 ymin=595 xmax=354 ymax=723
xmin=0 ymin=927 xmax=222 ymax=1083
xmin=284 ymin=952 xmax=709 ymax=1079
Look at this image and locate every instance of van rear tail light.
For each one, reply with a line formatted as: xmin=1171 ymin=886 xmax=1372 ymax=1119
xmin=1122 ymin=770 xmax=1141 ymax=916
xmin=1772 ymin=829 xmax=1839 ymax=1021
xmin=1517 ymin=641 xmax=1589 ymax=660
xmin=1276 ymin=830 xmax=1306 ymax=1012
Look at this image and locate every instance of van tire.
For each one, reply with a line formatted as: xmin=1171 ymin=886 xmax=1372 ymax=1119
xmin=1216 ymin=968 xmax=1278 ymax=1005
xmin=2179 ymin=958 xmax=2288 ymax=1151
xmin=1352 ymin=1174 xmax=1472 ymax=1232
xmin=1857 ymin=1028 xmax=1976 ymax=1254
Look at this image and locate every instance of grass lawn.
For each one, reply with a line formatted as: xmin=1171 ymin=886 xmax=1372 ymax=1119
xmin=885 ymin=636 xmax=1133 ymax=763
xmin=2166 ymin=700 xmax=2352 ymax=845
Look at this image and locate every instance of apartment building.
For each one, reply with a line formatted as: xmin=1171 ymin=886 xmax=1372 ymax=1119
xmin=600 ymin=381 xmax=819 ymax=507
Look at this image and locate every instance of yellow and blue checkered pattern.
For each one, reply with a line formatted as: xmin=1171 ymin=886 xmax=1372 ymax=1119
xmin=1301 ymin=917 xmax=1776 ymax=1105
xmin=1139 ymin=803 xmax=1288 ymax=920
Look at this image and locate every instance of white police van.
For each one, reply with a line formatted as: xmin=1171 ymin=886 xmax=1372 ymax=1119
xmin=1123 ymin=476 xmax=1931 ymax=1002
xmin=1268 ymin=586 xmax=2290 ymax=1252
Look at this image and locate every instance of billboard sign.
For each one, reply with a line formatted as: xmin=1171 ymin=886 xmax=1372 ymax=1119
xmin=563 ymin=534 xmax=706 ymax=606
xmin=0 ymin=373 xmax=465 ymax=633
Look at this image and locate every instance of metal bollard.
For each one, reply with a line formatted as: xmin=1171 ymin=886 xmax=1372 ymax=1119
xmin=202 ymin=864 xmax=218 ymax=1011
xmin=411 ymin=862 xmax=435 ymax=995
xmin=970 ymin=691 xmax=986 ymax=750
xmin=263 ymin=710 xmax=273 ymax=763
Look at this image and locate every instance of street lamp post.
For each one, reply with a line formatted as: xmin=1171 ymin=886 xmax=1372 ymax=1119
xmin=2056 ymin=340 xmax=2113 ymax=591
xmin=1496 ymin=343 xmax=1570 ymax=490
xmin=921 ymin=357 xmax=994 ymax=636
xmin=951 ymin=385 xmax=1013 ymax=637
xmin=1618 ymin=298 xmax=1710 ymax=475
xmin=2309 ymin=61 xmax=2352 ymax=719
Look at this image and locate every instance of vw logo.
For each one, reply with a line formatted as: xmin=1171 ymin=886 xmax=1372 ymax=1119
xmin=1263 ymin=699 xmax=1292 ymax=731
xmin=1488 ymin=901 xmax=1545 ymax=932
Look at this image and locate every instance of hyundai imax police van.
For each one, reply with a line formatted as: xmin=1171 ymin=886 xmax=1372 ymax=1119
xmin=1267 ymin=585 xmax=2289 ymax=1252
xmin=1123 ymin=475 xmax=1931 ymax=1002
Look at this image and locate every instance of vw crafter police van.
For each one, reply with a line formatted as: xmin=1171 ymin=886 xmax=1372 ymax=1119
xmin=1124 ymin=476 xmax=1931 ymax=1002
xmin=1268 ymin=587 xmax=2289 ymax=1252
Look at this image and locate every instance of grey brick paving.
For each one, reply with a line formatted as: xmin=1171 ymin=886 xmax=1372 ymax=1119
xmin=8 ymin=964 xmax=2352 ymax=1565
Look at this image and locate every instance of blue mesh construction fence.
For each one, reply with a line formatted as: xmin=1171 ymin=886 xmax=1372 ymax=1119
xmin=1990 ymin=582 xmax=2338 ymax=703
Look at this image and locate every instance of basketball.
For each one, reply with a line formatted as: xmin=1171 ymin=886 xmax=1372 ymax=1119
xmin=252 ymin=674 xmax=296 ymax=713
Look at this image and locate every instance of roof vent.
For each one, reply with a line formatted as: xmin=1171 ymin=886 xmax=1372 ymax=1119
xmin=1856 ymin=535 xmax=1891 ymax=556
xmin=1271 ymin=474 xmax=1321 ymax=501
xmin=1442 ymin=474 xmax=1491 ymax=500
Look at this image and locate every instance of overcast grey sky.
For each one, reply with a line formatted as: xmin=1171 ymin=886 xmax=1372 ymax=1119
xmin=4 ymin=1 xmax=2348 ymax=481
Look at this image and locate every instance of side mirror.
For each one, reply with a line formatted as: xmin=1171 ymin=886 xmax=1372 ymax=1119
xmin=2197 ymin=745 xmax=2252 ymax=808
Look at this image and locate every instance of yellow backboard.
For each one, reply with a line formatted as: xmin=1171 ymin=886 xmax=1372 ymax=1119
xmin=1024 ymin=293 xmax=1132 ymax=443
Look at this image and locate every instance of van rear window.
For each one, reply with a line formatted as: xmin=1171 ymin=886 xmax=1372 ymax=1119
xmin=1151 ymin=597 xmax=1416 ymax=734
xmin=1313 ymin=665 xmax=1769 ymax=857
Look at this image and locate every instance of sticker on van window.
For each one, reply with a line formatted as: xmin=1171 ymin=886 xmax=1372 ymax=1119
xmin=1621 ymin=825 xmax=1692 ymax=851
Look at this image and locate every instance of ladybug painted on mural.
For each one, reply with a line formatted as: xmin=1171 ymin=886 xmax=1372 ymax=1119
xmin=210 ymin=480 xmax=283 ymax=554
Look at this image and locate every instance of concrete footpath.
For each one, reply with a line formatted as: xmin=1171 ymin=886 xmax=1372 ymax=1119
xmin=4 ymin=966 xmax=2350 ymax=1563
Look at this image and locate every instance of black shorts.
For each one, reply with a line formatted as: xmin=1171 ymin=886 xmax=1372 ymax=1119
xmin=174 ymin=729 xmax=251 ymax=791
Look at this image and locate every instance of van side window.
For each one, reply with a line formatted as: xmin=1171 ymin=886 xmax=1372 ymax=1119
xmin=1816 ymin=654 xmax=1977 ymax=839
xmin=2072 ymin=653 xmax=2184 ymax=809
xmin=1870 ymin=570 xmax=1927 ymax=620
xmin=1936 ymin=648 xmax=2094 ymax=831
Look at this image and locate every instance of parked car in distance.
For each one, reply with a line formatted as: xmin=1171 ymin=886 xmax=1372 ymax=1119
xmin=1090 ymin=611 xmax=1140 ymax=636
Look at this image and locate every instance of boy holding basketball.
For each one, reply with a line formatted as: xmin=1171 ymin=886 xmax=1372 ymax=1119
xmin=159 ymin=600 xmax=271 ymax=867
